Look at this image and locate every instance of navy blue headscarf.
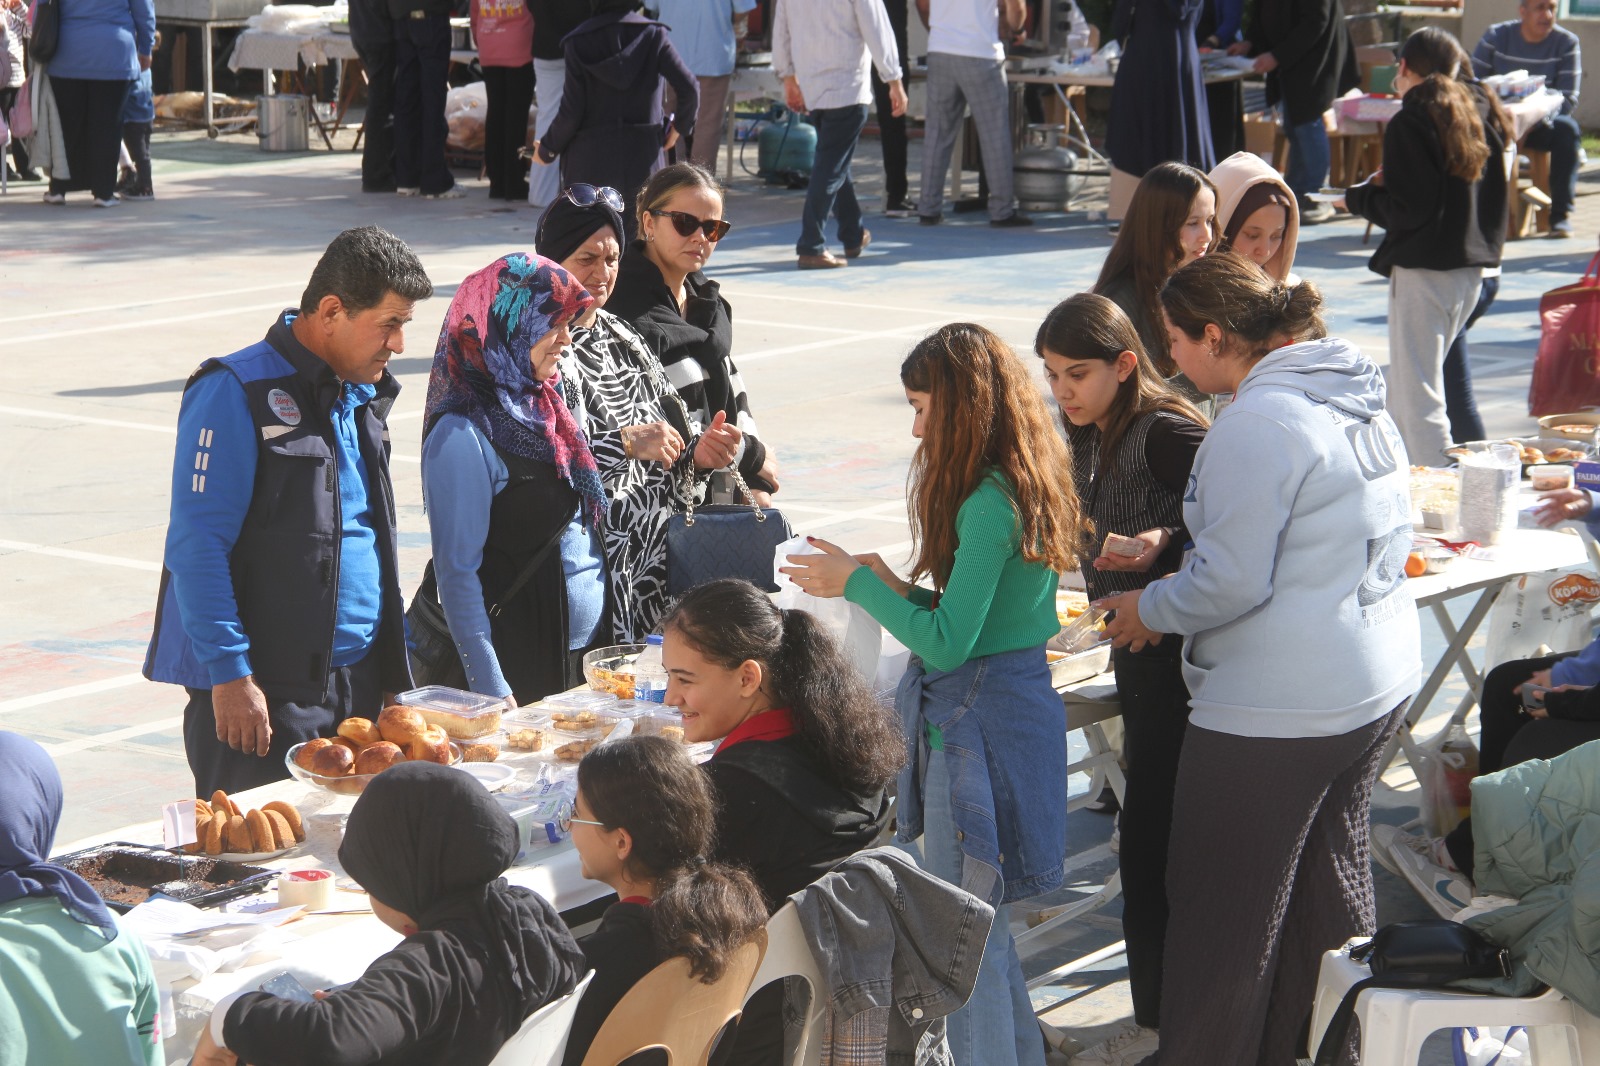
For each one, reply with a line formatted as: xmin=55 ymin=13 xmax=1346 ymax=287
xmin=0 ymin=732 xmax=119 ymax=940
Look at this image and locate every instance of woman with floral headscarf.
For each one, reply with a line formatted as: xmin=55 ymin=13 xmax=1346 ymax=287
xmin=415 ymin=253 xmax=606 ymax=706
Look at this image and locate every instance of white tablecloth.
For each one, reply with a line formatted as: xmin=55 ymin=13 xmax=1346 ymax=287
xmin=229 ymin=27 xmax=360 ymax=72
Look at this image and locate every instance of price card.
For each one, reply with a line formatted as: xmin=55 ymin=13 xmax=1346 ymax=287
xmin=161 ymin=800 xmax=197 ymax=851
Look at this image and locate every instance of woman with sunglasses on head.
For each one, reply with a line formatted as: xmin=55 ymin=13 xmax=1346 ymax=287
xmin=538 ymin=184 xmax=746 ymax=641
xmin=416 ymin=254 xmax=608 ymax=707
xmin=608 ymin=163 xmax=780 ymax=502
xmin=561 ymin=735 xmax=769 ymax=1066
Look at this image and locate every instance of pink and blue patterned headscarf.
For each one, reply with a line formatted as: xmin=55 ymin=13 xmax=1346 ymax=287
xmin=423 ymin=253 xmax=605 ymax=523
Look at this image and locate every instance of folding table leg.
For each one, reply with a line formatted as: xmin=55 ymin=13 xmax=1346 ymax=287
xmin=1383 ymin=582 xmax=1505 ymax=772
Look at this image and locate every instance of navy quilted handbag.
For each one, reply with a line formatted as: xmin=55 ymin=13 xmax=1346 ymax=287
xmin=666 ymin=468 xmax=794 ymax=597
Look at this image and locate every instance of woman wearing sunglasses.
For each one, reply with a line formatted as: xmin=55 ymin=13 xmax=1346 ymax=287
xmin=538 ymin=183 xmax=745 ymax=642
xmin=608 ymin=163 xmax=781 ymax=502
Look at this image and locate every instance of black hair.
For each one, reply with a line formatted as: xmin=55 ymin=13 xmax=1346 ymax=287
xmin=298 ymin=226 xmax=433 ymax=316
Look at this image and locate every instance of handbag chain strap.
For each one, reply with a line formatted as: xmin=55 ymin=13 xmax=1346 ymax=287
xmin=678 ymin=465 xmax=765 ymax=527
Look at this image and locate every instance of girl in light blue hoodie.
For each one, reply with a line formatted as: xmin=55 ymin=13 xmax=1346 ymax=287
xmin=1099 ymin=252 xmax=1421 ymax=1066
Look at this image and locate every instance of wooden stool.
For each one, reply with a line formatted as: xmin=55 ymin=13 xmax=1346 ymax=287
xmin=1526 ymin=148 xmax=1553 ymax=233
xmin=1511 ymin=177 xmax=1553 ymax=239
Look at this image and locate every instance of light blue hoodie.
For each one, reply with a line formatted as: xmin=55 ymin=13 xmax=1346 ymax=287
xmin=1139 ymin=337 xmax=1422 ymax=739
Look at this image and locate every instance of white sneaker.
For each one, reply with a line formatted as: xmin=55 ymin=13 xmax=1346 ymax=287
xmin=396 ymin=186 xmax=421 ymax=197
xmin=93 ymin=195 xmax=120 ymax=207
xmin=424 ymin=185 xmax=465 ymax=199
xmin=1109 ymin=814 xmax=1120 ymax=856
xmin=1069 ymin=1023 xmax=1158 ymax=1066
xmin=1381 ymin=827 xmax=1474 ymax=918
xmin=42 ymin=191 xmax=65 ymax=205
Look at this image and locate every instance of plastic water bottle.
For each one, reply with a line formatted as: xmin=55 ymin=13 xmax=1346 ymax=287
xmin=633 ymin=635 xmax=667 ymax=703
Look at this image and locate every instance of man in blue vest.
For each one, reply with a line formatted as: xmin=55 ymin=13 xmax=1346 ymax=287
xmin=145 ymin=227 xmax=433 ymax=797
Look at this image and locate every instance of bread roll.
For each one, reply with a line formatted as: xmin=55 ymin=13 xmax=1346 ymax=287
xmin=354 ymin=741 xmax=405 ymax=776
xmin=245 ymin=809 xmax=275 ymax=852
xmin=223 ymin=814 xmax=252 ymax=853
xmin=204 ymin=811 xmax=228 ymax=855
xmin=262 ymin=809 xmax=296 ymax=850
xmin=310 ymin=743 xmax=355 ymax=777
xmin=407 ymin=725 xmax=452 ymax=764
xmin=338 ymin=717 xmax=383 ymax=747
xmin=262 ymin=800 xmax=305 ymax=842
xmin=377 ymin=705 xmax=428 ymax=746
xmin=294 ymin=737 xmax=333 ymax=770
xmin=330 ymin=736 xmax=361 ymax=755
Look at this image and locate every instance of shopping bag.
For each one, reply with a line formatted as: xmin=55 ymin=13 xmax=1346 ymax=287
xmin=1484 ymin=567 xmax=1600 ymax=666
xmin=9 ymin=77 xmax=31 ymax=142
xmin=1530 ymin=251 xmax=1600 ymax=415
xmin=772 ymin=535 xmax=882 ymax=684
xmin=1416 ymin=721 xmax=1479 ymax=838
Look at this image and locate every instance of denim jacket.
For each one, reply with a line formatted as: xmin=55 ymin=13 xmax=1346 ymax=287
xmin=790 ymin=847 xmax=994 ymax=1066
xmin=896 ymin=645 xmax=1068 ymax=906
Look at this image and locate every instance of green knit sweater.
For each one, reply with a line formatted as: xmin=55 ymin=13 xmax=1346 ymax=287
xmin=845 ymin=474 xmax=1061 ymax=673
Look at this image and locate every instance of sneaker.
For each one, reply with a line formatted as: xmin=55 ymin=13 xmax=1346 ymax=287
xmin=423 ymin=185 xmax=466 ymax=200
xmin=122 ymin=188 xmax=154 ymax=201
xmin=42 ymin=191 xmax=65 ymax=205
xmin=1551 ymin=218 xmax=1575 ymax=238
xmin=991 ymin=211 xmax=1034 ymax=227
xmin=1109 ymin=815 xmax=1120 ymax=856
xmin=396 ymin=186 xmax=421 ymax=197
xmin=1300 ymin=200 xmax=1336 ymax=225
xmin=1069 ymin=1023 xmax=1159 ymax=1066
xmin=1084 ymin=785 xmax=1120 ymax=815
xmin=918 ymin=213 xmax=943 ymax=226
xmin=93 ymin=195 xmax=120 ymax=207
xmin=1378 ymin=826 xmax=1474 ymax=918
xmin=884 ymin=198 xmax=916 ymax=217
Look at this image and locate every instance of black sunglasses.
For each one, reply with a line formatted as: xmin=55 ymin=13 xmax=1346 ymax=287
xmin=648 ymin=209 xmax=732 ymax=242
xmin=564 ymin=184 xmax=625 ymax=212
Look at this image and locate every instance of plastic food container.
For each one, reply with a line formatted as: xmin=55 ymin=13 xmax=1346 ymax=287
xmin=396 ymin=686 xmax=507 ymax=739
xmin=457 ymin=732 xmax=507 ymax=763
xmin=634 ymin=711 xmax=689 ymax=745
xmin=1529 ymin=464 xmax=1575 ymax=492
xmin=539 ymin=690 xmax=620 ymax=711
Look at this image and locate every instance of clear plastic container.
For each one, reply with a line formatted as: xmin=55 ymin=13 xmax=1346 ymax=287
xmin=633 ymin=635 xmax=667 ymax=703
xmin=539 ymin=690 xmax=619 ymax=711
xmin=396 ymin=686 xmax=507 ymax=739
xmin=457 ymin=732 xmax=507 ymax=763
xmin=634 ymin=710 xmax=688 ymax=745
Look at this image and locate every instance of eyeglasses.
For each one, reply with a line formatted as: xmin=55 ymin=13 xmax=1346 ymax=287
xmin=563 ymin=184 xmax=625 ymax=212
xmin=560 ymin=814 xmax=608 ymax=833
xmin=648 ymin=209 xmax=732 ymax=242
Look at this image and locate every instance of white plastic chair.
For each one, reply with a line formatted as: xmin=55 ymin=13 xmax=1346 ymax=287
xmin=489 ymin=970 xmax=596 ymax=1066
xmin=1307 ymin=940 xmax=1584 ymax=1065
xmin=742 ymin=901 xmax=826 ymax=1066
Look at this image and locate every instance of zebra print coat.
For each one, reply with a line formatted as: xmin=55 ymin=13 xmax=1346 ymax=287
xmin=561 ymin=309 xmax=702 ymax=643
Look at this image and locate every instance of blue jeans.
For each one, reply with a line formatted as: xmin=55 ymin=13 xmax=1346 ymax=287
xmin=921 ymin=748 xmax=1045 ymax=1066
xmin=1525 ymin=114 xmax=1581 ymax=222
xmin=1281 ymin=110 xmax=1330 ymax=199
xmin=797 ymin=104 xmax=869 ymax=256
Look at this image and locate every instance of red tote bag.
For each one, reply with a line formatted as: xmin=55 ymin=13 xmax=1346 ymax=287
xmin=1531 ymin=251 xmax=1600 ymax=416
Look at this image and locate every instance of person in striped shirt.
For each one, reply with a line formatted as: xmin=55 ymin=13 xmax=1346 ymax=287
xmin=1472 ymin=0 xmax=1582 ymax=236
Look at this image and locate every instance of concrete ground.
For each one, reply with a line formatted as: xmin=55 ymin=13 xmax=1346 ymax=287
xmin=5 ymin=118 xmax=1598 ymax=1061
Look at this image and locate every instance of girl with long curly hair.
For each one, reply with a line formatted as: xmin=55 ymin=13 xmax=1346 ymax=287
xmin=783 ymin=322 xmax=1085 ymax=1066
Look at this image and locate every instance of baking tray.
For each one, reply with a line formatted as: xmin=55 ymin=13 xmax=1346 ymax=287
xmin=1049 ymin=640 xmax=1112 ymax=687
xmin=51 ymin=842 xmax=278 ymax=913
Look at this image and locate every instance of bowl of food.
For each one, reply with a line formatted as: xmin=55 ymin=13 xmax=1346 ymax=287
xmin=1537 ymin=412 xmax=1600 ymax=443
xmin=286 ymin=707 xmax=463 ymax=795
xmin=581 ymin=644 xmax=647 ymax=698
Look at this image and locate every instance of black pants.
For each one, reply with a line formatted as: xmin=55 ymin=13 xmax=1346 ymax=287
xmin=482 ymin=63 xmax=533 ymax=200
xmin=0 ymin=86 xmax=33 ymax=174
xmin=122 ymin=120 xmax=152 ymax=194
xmin=869 ymin=0 xmax=909 ymax=204
xmin=355 ymin=39 xmax=397 ymax=190
xmin=1112 ymin=642 xmax=1192 ymax=1029
xmin=182 ymin=652 xmax=383 ymax=797
xmin=1442 ymin=274 xmax=1497 ymax=445
xmin=392 ymin=14 xmax=453 ymax=194
xmin=1441 ymin=653 xmax=1600 ymax=878
xmin=48 ymin=75 xmax=133 ymax=200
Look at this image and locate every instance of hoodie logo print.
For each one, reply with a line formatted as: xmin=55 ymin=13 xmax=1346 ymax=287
xmin=1345 ymin=419 xmax=1399 ymax=482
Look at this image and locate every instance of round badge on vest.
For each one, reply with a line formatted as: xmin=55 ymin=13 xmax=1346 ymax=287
xmin=268 ymin=389 xmax=303 ymax=426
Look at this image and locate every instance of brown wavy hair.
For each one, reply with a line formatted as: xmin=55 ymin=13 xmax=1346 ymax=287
xmin=578 ymin=736 xmax=767 ymax=982
xmin=900 ymin=324 xmax=1086 ymax=589
xmin=1400 ymin=26 xmax=1512 ymax=180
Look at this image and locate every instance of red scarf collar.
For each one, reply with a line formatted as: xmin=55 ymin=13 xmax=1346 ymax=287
xmin=715 ymin=708 xmax=796 ymax=755
xmin=619 ymin=896 xmax=653 ymax=906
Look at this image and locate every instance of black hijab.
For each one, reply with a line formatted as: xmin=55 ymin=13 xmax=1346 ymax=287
xmin=536 ymin=192 xmax=626 ymax=269
xmin=339 ymin=762 xmax=583 ymax=1018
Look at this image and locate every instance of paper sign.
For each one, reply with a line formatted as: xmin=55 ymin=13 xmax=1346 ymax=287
xmin=121 ymin=898 xmax=305 ymax=938
xmin=161 ymin=800 xmax=198 ymax=851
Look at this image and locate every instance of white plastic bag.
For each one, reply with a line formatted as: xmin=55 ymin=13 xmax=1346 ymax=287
xmin=772 ymin=536 xmax=882 ymax=684
xmin=1484 ymin=567 xmax=1600 ymax=666
xmin=1417 ymin=721 xmax=1479 ymax=838
xmin=1452 ymin=1025 xmax=1528 ymax=1065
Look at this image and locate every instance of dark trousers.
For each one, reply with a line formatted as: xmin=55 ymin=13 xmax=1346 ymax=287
xmin=121 ymin=120 xmax=152 ymax=194
xmin=47 ymin=76 xmax=133 ymax=200
xmin=1442 ymin=274 xmax=1496 ymax=445
xmin=482 ymin=63 xmax=533 ymax=200
xmin=355 ymin=39 xmax=397 ymax=190
xmin=797 ymin=104 xmax=868 ymax=256
xmin=869 ymin=0 xmax=909 ymax=204
xmin=1524 ymin=114 xmax=1581 ymax=223
xmin=182 ymin=652 xmax=383 ymax=797
xmin=1148 ymin=704 xmax=1406 ymax=1066
xmin=0 ymin=86 xmax=33 ymax=174
xmin=1441 ymin=653 xmax=1600 ymax=878
xmin=392 ymin=14 xmax=454 ymax=194
xmin=1112 ymin=644 xmax=1192 ymax=1029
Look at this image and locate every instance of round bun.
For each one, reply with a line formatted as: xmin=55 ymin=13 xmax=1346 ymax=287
xmin=377 ymin=705 xmax=428 ymax=746
xmin=354 ymin=741 xmax=406 ymax=776
xmin=310 ymin=743 xmax=356 ymax=778
xmin=330 ymin=736 xmax=361 ymax=755
xmin=408 ymin=725 xmax=452 ymax=765
xmin=294 ymin=737 xmax=334 ymax=770
xmin=338 ymin=717 xmax=383 ymax=747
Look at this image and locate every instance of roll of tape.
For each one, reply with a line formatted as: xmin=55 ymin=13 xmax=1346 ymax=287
xmin=277 ymin=869 xmax=335 ymax=909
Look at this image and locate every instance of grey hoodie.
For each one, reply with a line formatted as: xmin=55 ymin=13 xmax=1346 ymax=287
xmin=1139 ymin=338 xmax=1421 ymax=738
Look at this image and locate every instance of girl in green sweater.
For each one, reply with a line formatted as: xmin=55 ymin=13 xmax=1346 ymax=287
xmin=782 ymin=323 xmax=1085 ymax=1066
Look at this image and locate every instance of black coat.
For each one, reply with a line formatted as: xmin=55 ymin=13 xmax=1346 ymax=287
xmin=1253 ymin=0 xmax=1359 ymax=126
xmin=1106 ymin=0 xmax=1215 ymax=175
xmin=1345 ymin=86 xmax=1508 ymax=278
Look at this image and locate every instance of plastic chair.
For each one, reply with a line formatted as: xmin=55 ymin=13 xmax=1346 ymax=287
xmin=489 ymin=971 xmax=596 ymax=1066
xmin=580 ymin=930 xmax=767 ymax=1066
xmin=1307 ymin=940 xmax=1584 ymax=1066
xmin=742 ymin=902 xmax=826 ymax=1066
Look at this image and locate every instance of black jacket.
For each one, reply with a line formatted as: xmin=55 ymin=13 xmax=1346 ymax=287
xmin=1346 ymin=86 xmax=1509 ymax=278
xmin=530 ymin=0 xmax=591 ymax=61
xmin=562 ymin=902 xmax=661 ymax=1066
xmin=1252 ymin=0 xmax=1358 ymax=126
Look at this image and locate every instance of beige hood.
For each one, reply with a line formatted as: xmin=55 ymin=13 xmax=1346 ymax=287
xmin=1208 ymin=151 xmax=1300 ymax=282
